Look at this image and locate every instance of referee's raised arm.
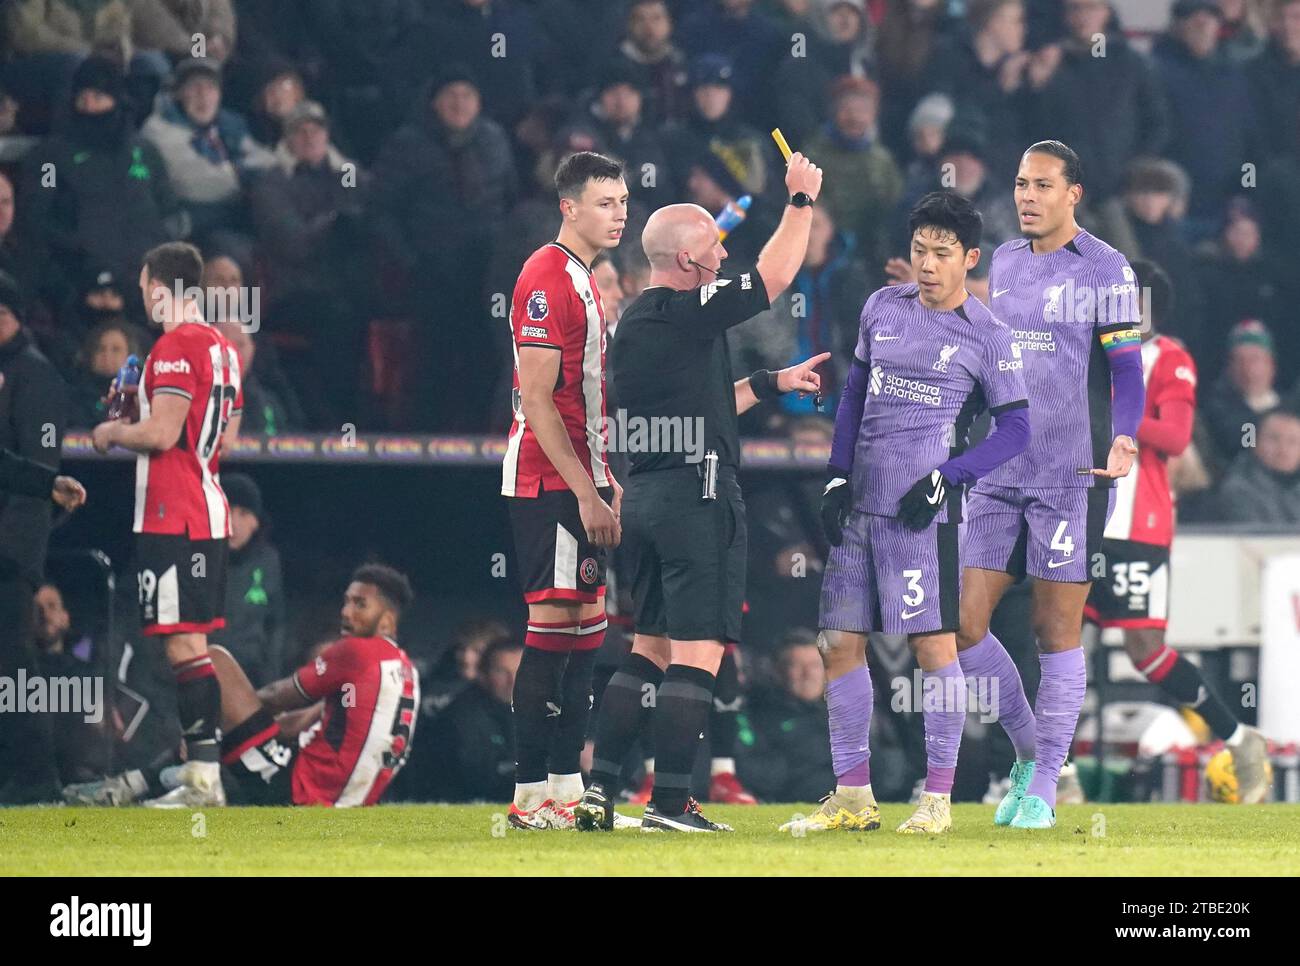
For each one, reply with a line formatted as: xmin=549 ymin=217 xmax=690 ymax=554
xmin=754 ymin=152 xmax=824 ymax=301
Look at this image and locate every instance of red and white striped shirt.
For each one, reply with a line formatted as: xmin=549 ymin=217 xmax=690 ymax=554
xmin=1105 ymin=335 xmax=1198 ymax=547
xmin=501 ymin=242 xmax=610 ymax=497
xmin=132 ymin=321 xmax=243 ymax=538
xmin=291 ymin=635 xmax=419 ymax=807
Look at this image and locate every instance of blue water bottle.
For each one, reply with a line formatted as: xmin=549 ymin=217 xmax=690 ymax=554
xmin=107 ymin=354 xmax=142 ymax=421
xmin=715 ymin=194 xmax=752 ymax=241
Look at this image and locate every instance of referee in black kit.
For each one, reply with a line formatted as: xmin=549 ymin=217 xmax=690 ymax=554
xmin=576 ymin=153 xmax=827 ymax=832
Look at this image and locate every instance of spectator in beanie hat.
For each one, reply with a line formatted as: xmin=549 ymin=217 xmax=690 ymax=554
xmin=21 ymin=55 xmax=179 ymax=298
xmin=661 ymin=54 xmax=772 ymax=200
xmin=587 ymin=62 xmax=673 ymax=205
xmin=1202 ymin=319 xmax=1293 ymax=465
xmin=141 ymin=56 xmax=275 ymax=248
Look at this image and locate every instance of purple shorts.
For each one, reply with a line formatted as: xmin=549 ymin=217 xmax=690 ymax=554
xmin=819 ymin=512 xmax=960 ymax=636
xmin=962 ymin=482 xmax=1114 ymax=583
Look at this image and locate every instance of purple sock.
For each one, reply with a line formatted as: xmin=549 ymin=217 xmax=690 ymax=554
xmin=1025 ymin=647 xmax=1087 ymax=807
xmin=958 ymin=631 xmax=1035 ymax=760
xmin=826 ymin=665 xmax=872 ymax=786
xmin=921 ymin=660 xmax=965 ymax=794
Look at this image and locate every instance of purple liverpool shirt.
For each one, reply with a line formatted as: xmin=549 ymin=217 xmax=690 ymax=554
xmin=982 ymin=229 xmax=1144 ymax=489
xmin=843 ymin=284 xmax=1028 ymax=523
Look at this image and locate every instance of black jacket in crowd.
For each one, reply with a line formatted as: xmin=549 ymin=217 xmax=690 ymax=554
xmin=20 ymin=110 xmax=179 ymax=287
xmin=1029 ymin=33 xmax=1169 ymax=202
xmin=0 ymin=445 xmax=56 ymax=498
xmin=209 ymin=532 xmax=286 ymax=688
xmin=0 ymin=328 xmax=66 ymax=586
xmin=408 ymin=681 xmax=514 ymax=803
xmin=737 ymin=686 xmax=836 ymax=804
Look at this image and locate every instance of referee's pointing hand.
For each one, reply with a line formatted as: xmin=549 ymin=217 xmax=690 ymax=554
xmin=579 ymin=490 xmax=621 ymax=548
xmin=777 ymin=351 xmax=832 ymax=396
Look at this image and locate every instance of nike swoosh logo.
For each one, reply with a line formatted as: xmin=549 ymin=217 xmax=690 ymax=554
xmin=874 ymin=333 xmax=900 ymax=341
xmin=901 ymin=609 xmax=927 ymax=620
xmin=1046 ymin=558 xmax=1073 ymax=569
xmin=993 ymin=288 xmax=1011 ymax=298
xmin=927 ymin=483 xmax=944 ymax=504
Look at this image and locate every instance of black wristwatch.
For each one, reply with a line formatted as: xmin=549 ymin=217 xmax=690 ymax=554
xmin=788 ymin=192 xmax=814 ymax=209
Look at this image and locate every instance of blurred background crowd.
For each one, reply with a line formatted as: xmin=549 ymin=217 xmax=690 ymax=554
xmin=2 ymin=0 xmax=1299 ymax=804
xmin=1 ymin=0 xmax=1297 ymax=516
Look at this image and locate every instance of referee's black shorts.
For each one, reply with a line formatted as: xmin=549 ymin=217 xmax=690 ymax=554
xmin=623 ymin=466 xmax=746 ymax=643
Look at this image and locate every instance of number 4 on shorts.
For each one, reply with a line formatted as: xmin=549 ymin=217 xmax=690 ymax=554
xmin=1051 ymin=520 xmax=1074 ymax=555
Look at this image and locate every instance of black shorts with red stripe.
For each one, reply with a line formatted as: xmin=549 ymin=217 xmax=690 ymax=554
xmin=507 ymin=485 xmax=611 ymax=604
xmin=219 ymin=706 xmax=298 ymax=805
xmin=135 ymin=533 xmax=228 ymax=636
xmin=1085 ymin=538 xmax=1171 ymax=630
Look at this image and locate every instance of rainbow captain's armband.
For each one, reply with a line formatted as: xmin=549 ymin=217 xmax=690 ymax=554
xmin=1099 ymin=327 xmax=1141 ymax=354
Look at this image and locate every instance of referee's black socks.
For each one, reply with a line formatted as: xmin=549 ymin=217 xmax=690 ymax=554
xmin=650 ymin=664 xmax=716 ymax=815
xmin=590 ymin=652 xmax=664 ymax=792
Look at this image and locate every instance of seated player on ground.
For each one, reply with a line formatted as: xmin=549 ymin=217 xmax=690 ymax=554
xmin=65 ymin=564 xmax=419 ymax=808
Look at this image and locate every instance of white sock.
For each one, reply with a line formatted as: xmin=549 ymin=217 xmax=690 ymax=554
xmin=643 ymin=757 xmax=654 ymax=775
xmin=710 ymin=757 xmax=736 ymax=776
xmin=123 ymin=770 xmax=150 ymax=798
xmin=547 ymin=772 xmax=584 ymax=804
xmin=513 ymin=780 xmax=547 ymax=810
xmin=837 ymin=783 xmax=875 ymax=805
xmin=1227 ymin=724 xmax=1247 ymax=747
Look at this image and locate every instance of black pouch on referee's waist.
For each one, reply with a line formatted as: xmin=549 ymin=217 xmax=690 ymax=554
xmin=699 ymin=449 xmax=719 ymax=501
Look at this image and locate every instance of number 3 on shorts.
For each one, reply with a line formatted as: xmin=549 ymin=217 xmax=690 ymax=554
xmin=1050 ymin=520 xmax=1074 ymax=555
xmin=902 ymin=569 xmax=924 ymax=607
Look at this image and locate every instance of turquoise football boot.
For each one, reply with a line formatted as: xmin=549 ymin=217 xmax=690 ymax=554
xmin=993 ymin=759 xmax=1034 ymax=826
xmin=1009 ymin=793 xmax=1056 ymax=829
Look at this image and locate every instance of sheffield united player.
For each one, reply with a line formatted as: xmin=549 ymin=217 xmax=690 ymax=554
xmin=1085 ymin=259 xmax=1272 ymax=803
xmin=956 ymin=142 xmax=1146 ymax=829
xmin=66 ymin=565 xmax=419 ymax=808
xmin=502 ymin=152 xmax=627 ymax=829
xmin=784 ymin=192 xmax=1030 ymax=836
xmin=91 ymin=242 xmax=242 ymax=807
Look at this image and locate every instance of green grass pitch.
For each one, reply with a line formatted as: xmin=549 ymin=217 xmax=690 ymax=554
xmin=2 ymin=804 xmax=1298 ymax=876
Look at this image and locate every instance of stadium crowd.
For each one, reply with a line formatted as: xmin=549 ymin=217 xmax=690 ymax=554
xmin=2 ymin=0 xmax=1298 ymax=512
xmin=2 ymin=0 xmax=1299 ymax=804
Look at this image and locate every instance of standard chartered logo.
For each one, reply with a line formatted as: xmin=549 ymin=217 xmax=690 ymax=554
xmin=1012 ymin=329 xmax=1056 ymax=353
xmin=869 ymin=365 xmax=941 ymax=405
xmin=881 ymin=372 xmax=941 ymax=406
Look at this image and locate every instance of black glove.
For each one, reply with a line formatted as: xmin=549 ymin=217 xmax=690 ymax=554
xmin=821 ymin=471 xmax=851 ymax=547
xmin=897 ymin=469 xmax=949 ymax=531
